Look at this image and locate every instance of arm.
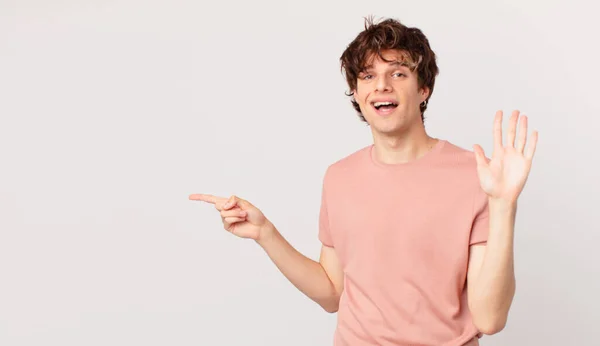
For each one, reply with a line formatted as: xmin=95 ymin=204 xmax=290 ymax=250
xmin=258 ymin=223 xmax=344 ymax=313
xmin=470 ymin=109 xmax=538 ymax=334
xmin=189 ymin=193 xmax=344 ymax=313
xmin=467 ymin=199 xmax=517 ymax=334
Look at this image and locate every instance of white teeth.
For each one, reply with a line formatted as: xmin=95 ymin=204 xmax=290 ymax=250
xmin=373 ymin=101 xmax=396 ymax=107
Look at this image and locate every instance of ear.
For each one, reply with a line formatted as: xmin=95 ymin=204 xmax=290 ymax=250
xmin=419 ymin=86 xmax=430 ymax=102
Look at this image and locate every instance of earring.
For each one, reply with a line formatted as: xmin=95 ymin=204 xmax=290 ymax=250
xmin=421 ymin=100 xmax=428 ymax=107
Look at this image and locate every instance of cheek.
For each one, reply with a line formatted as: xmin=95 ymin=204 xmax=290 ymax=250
xmin=400 ymin=89 xmax=420 ymax=105
xmin=355 ymin=86 xmax=372 ymax=104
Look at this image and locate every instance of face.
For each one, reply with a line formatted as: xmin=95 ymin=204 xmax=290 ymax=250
xmin=353 ymin=49 xmax=429 ymax=136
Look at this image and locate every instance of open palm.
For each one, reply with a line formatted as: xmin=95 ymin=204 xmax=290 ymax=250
xmin=473 ymin=110 xmax=539 ymax=203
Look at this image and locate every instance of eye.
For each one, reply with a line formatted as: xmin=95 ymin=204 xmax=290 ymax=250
xmin=393 ymin=72 xmax=406 ymax=78
xmin=361 ymin=74 xmax=373 ymax=80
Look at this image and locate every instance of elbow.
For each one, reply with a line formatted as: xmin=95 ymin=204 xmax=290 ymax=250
xmin=470 ymin=301 xmax=510 ymax=335
xmin=470 ymin=285 xmax=515 ymax=335
xmin=319 ymin=294 xmax=341 ymax=313
xmin=477 ymin=320 xmax=506 ymax=335
xmin=323 ymin=303 xmax=339 ymax=313
xmin=473 ymin=314 xmax=507 ymax=335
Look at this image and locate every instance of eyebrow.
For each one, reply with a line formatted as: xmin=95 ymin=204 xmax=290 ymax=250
xmin=361 ymin=60 xmax=410 ymax=72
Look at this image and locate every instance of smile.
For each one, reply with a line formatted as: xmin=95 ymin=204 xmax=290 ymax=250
xmin=371 ymin=100 xmax=398 ymax=115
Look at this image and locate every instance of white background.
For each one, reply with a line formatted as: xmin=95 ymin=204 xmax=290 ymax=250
xmin=1 ymin=0 xmax=598 ymax=345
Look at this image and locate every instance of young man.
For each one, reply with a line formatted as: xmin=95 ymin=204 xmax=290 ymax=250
xmin=190 ymin=17 xmax=538 ymax=346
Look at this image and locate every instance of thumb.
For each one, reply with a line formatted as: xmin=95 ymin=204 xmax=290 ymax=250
xmin=224 ymin=196 xmax=258 ymax=216
xmin=235 ymin=197 xmax=253 ymax=210
xmin=238 ymin=200 xmax=266 ymax=224
xmin=473 ymin=144 xmax=489 ymax=169
xmin=223 ymin=195 xmax=251 ymax=210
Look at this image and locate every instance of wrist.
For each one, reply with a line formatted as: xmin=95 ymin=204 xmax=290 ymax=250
xmin=488 ymin=197 xmax=517 ymax=237
xmin=489 ymin=197 xmax=517 ymax=211
xmin=256 ymin=220 xmax=278 ymax=247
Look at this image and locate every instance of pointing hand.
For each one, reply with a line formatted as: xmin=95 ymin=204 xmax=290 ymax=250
xmin=189 ymin=194 xmax=271 ymax=241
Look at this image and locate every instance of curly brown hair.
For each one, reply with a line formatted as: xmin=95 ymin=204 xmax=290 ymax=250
xmin=340 ymin=16 xmax=439 ymax=123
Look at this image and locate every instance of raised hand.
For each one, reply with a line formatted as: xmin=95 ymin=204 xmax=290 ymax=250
xmin=189 ymin=194 xmax=271 ymax=241
xmin=473 ymin=110 xmax=539 ymax=203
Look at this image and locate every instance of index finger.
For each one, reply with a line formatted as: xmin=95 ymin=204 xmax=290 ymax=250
xmin=189 ymin=194 xmax=222 ymax=204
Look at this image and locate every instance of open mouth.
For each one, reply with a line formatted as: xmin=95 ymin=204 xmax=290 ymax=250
xmin=371 ymin=101 xmax=398 ymax=112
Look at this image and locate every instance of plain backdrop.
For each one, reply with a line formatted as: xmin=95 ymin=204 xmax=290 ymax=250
xmin=1 ymin=0 xmax=598 ymax=345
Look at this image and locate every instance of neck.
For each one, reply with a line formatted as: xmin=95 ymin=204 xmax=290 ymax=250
xmin=371 ymin=126 xmax=438 ymax=165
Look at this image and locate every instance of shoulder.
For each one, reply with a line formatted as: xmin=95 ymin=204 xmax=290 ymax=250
xmin=438 ymin=140 xmax=481 ymax=170
xmin=432 ymin=140 xmax=486 ymax=188
xmin=440 ymin=140 xmax=477 ymax=162
xmin=439 ymin=140 xmax=489 ymax=205
xmin=323 ymin=145 xmax=372 ymax=180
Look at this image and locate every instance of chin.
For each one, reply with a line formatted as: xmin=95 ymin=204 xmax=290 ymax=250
xmin=370 ymin=117 xmax=406 ymax=133
xmin=371 ymin=123 xmax=406 ymax=136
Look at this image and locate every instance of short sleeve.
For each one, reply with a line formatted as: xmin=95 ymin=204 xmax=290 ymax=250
xmin=318 ymin=171 xmax=334 ymax=247
xmin=470 ymin=184 xmax=489 ymax=245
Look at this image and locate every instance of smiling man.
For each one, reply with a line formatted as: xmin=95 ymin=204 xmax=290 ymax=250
xmin=190 ymin=17 xmax=538 ymax=346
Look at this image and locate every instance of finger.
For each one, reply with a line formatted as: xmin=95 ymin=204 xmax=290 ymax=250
xmin=223 ymin=195 xmax=239 ymax=210
xmin=188 ymin=193 xmax=230 ymax=211
xmin=525 ymin=130 xmax=538 ymax=161
xmin=506 ymin=110 xmax=519 ymax=148
xmin=221 ymin=208 xmax=247 ymax=218
xmin=223 ymin=195 xmax=252 ymax=210
xmin=223 ymin=216 xmax=246 ymax=229
xmin=189 ymin=194 xmax=220 ymax=204
xmin=473 ymin=144 xmax=489 ymax=168
xmin=492 ymin=110 xmax=503 ymax=157
xmin=516 ymin=115 xmax=528 ymax=153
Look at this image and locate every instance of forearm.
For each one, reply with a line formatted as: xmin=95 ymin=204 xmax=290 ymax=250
xmin=256 ymin=222 xmax=340 ymax=312
xmin=470 ymin=198 xmax=517 ymax=332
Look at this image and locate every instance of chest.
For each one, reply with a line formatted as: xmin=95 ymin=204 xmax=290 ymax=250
xmin=326 ymin=176 xmax=476 ymax=274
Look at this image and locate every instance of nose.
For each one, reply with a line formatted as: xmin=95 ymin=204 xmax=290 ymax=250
xmin=375 ymin=75 xmax=393 ymax=92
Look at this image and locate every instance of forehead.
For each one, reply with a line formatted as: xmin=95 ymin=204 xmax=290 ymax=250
xmin=362 ymin=49 xmax=418 ymax=70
